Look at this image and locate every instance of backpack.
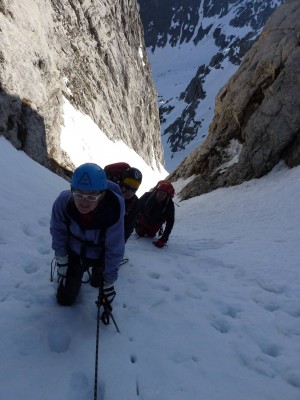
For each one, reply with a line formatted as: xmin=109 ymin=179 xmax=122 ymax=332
xmin=104 ymin=162 xmax=131 ymax=184
xmin=154 ymin=180 xmax=175 ymax=198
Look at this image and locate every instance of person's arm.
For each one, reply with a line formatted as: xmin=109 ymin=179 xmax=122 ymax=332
xmin=50 ymin=191 xmax=71 ymax=257
xmin=160 ymin=201 xmax=175 ymax=243
xmin=103 ymin=196 xmax=125 ymax=283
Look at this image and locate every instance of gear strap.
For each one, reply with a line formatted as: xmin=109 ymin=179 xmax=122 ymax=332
xmin=95 ymin=286 xmax=120 ymax=333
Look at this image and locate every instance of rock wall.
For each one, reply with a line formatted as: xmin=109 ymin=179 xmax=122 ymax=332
xmin=0 ymin=0 xmax=162 ymax=175
xmin=169 ymin=0 xmax=300 ymax=200
xmin=138 ymin=0 xmax=284 ymax=167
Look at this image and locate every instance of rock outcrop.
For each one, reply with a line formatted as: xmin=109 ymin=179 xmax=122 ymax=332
xmin=0 ymin=0 xmax=162 ymax=175
xmin=169 ymin=0 xmax=300 ymax=200
xmin=138 ymin=0 xmax=284 ymax=167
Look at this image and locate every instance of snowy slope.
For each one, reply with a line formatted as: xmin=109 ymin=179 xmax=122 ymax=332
xmin=1 ymin=133 xmax=300 ymax=400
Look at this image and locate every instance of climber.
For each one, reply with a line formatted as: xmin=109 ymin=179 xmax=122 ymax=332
xmin=104 ymin=163 xmax=143 ymax=242
xmin=135 ymin=180 xmax=175 ymax=248
xmin=50 ymin=163 xmax=125 ymax=306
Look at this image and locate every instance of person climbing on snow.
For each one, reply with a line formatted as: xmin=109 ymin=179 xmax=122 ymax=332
xmin=135 ymin=180 xmax=175 ymax=248
xmin=104 ymin=162 xmax=143 ymax=242
xmin=50 ymin=163 xmax=125 ymax=306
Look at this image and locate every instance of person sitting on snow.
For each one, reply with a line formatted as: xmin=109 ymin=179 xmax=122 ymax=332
xmin=50 ymin=163 xmax=125 ymax=306
xmin=135 ymin=180 xmax=175 ymax=248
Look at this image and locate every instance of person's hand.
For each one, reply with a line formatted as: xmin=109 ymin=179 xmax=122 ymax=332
xmin=153 ymin=239 xmax=166 ymax=248
xmin=102 ymin=282 xmax=116 ymax=304
xmin=56 ymin=255 xmax=68 ymax=284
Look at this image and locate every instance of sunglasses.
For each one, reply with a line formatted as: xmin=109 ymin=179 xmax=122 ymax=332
xmin=121 ymin=184 xmax=137 ymax=193
xmin=72 ymin=192 xmax=104 ymax=201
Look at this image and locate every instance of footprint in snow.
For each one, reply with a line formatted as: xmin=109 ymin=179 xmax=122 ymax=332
xmin=24 ymin=262 xmax=39 ymax=274
xmin=130 ymin=354 xmax=137 ymax=364
xmin=37 ymin=245 xmax=51 ymax=255
xmin=148 ymin=271 xmax=160 ymax=280
xmin=258 ymin=342 xmax=282 ymax=358
xmin=252 ymin=294 xmax=280 ymax=312
xmin=218 ymin=303 xmax=242 ymax=319
xmin=68 ymin=372 xmax=93 ymax=400
xmin=256 ymin=279 xmax=286 ymax=294
xmin=210 ymin=316 xmax=232 ymax=334
xmin=48 ymin=324 xmax=72 ymax=353
xmin=285 ymin=369 xmax=300 ymax=389
xmin=185 ymin=288 xmax=202 ymax=300
xmin=38 ymin=216 xmax=50 ymax=227
xmin=22 ymin=224 xmax=36 ymax=238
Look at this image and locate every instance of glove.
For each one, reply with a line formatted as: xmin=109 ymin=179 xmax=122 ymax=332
xmin=102 ymin=282 xmax=116 ymax=304
xmin=153 ymin=239 xmax=166 ymax=248
xmin=56 ymin=255 xmax=68 ymax=285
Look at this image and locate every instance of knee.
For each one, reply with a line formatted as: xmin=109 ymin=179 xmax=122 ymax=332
xmin=135 ymin=223 xmax=146 ymax=237
xmin=56 ymin=285 xmax=76 ymax=306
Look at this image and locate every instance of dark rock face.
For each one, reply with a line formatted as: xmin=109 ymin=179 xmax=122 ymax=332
xmin=138 ymin=0 xmax=284 ymax=164
xmin=140 ymin=0 xmax=282 ymax=55
xmin=168 ymin=0 xmax=300 ymax=199
xmin=138 ymin=0 xmax=201 ymax=50
xmin=0 ymin=0 xmax=163 ymax=174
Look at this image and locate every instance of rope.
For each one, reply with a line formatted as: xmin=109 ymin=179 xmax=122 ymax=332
xmin=94 ymin=287 xmax=101 ymax=400
xmin=94 ymin=284 xmax=122 ymax=398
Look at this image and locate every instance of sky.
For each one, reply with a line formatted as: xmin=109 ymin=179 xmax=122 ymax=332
xmin=1 ymin=118 xmax=300 ymax=400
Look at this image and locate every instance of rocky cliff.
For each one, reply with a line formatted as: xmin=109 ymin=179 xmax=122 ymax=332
xmin=169 ymin=0 xmax=300 ymax=199
xmin=0 ymin=0 xmax=162 ymax=175
xmin=138 ymin=0 xmax=284 ymax=170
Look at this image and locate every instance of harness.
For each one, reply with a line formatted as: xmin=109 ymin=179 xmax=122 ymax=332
xmin=64 ymin=206 xmax=106 ymax=250
xmin=63 ymin=209 xmax=107 ymax=283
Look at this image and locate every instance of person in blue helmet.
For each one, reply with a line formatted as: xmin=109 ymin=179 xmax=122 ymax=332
xmin=50 ymin=163 xmax=125 ymax=306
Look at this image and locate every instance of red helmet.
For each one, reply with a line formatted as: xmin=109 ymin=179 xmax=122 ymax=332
xmin=156 ymin=181 xmax=175 ymax=198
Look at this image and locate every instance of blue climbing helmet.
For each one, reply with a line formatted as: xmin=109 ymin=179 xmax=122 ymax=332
xmin=71 ymin=163 xmax=108 ymax=191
